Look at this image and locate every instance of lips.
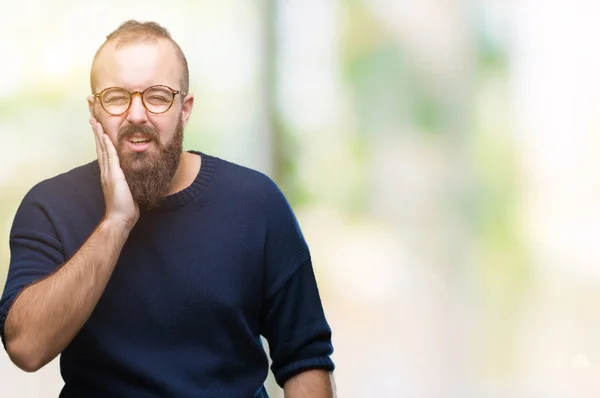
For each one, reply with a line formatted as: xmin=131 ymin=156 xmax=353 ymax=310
xmin=125 ymin=135 xmax=153 ymax=152
xmin=129 ymin=138 xmax=151 ymax=144
xmin=128 ymin=133 xmax=152 ymax=143
xmin=118 ymin=126 xmax=159 ymax=153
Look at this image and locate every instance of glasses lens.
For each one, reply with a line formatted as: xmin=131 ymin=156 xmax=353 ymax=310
xmin=101 ymin=88 xmax=131 ymax=115
xmin=143 ymin=86 xmax=174 ymax=113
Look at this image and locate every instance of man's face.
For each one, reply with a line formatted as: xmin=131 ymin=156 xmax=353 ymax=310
xmin=88 ymin=39 xmax=194 ymax=208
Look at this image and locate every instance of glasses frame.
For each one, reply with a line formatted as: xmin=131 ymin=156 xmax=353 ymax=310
xmin=93 ymin=85 xmax=187 ymax=116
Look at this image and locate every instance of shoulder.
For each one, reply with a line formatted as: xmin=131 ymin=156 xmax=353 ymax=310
xmin=209 ymin=155 xmax=303 ymax=236
xmin=22 ymin=160 xmax=100 ymax=207
xmin=10 ymin=160 xmax=101 ymax=237
xmin=206 ymin=153 xmax=288 ymax=207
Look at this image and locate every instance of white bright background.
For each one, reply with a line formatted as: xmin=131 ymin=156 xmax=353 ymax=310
xmin=2 ymin=0 xmax=600 ymax=397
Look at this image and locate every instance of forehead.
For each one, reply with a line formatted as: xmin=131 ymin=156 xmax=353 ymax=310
xmin=93 ymin=38 xmax=181 ymax=91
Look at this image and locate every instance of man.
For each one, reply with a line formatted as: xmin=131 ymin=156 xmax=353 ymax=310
xmin=0 ymin=20 xmax=335 ymax=397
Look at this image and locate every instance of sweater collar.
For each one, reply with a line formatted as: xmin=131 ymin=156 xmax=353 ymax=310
xmin=143 ymin=150 xmax=217 ymax=212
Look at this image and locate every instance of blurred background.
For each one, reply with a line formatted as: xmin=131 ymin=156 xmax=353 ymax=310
xmin=2 ymin=0 xmax=600 ymax=396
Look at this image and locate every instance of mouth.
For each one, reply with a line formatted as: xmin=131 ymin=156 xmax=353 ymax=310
xmin=125 ymin=135 xmax=153 ymax=152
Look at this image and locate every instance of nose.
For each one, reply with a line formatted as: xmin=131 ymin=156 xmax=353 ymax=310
xmin=126 ymin=92 xmax=148 ymax=124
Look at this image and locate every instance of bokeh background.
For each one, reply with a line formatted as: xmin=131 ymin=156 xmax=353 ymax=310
xmin=2 ymin=0 xmax=600 ymax=397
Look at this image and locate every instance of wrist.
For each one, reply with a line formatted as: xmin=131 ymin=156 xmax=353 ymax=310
xmin=100 ymin=217 xmax=136 ymax=236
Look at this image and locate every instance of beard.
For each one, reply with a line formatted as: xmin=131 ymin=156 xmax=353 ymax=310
xmin=104 ymin=115 xmax=185 ymax=210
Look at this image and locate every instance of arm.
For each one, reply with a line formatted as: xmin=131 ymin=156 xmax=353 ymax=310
xmin=284 ymin=369 xmax=336 ymax=398
xmin=4 ymin=218 xmax=131 ymax=372
xmin=261 ymin=260 xmax=335 ymax=388
xmin=3 ymin=119 xmax=139 ymax=372
xmin=257 ymin=178 xmax=335 ymax=390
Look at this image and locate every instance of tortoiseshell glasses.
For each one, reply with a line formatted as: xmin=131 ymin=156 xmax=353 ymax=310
xmin=93 ymin=85 xmax=186 ymax=116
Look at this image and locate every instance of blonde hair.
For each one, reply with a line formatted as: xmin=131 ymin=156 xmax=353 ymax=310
xmin=90 ymin=20 xmax=189 ymax=94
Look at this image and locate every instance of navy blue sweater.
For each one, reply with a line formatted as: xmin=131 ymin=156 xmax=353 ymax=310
xmin=0 ymin=151 xmax=334 ymax=397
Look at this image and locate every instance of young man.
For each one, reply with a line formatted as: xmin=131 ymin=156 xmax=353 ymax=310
xmin=0 ymin=20 xmax=335 ymax=397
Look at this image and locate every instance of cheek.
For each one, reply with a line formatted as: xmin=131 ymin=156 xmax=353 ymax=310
xmin=153 ymin=117 xmax=180 ymax=141
xmin=96 ymin=117 xmax=122 ymax=143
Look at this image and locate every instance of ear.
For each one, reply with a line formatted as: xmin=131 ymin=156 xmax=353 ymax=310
xmin=181 ymin=94 xmax=195 ymax=127
xmin=87 ymin=95 xmax=95 ymax=117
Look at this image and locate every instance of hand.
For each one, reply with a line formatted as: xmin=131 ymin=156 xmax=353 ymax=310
xmin=90 ymin=118 xmax=140 ymax=230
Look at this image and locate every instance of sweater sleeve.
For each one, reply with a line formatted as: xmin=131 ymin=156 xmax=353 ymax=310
xmin=261 ymin=260 xmax=335 ymax=387
xmin=258 ymin=178 xmax=334 ymax=387
xmin=0 ymin=186 xmax=65 ymax=348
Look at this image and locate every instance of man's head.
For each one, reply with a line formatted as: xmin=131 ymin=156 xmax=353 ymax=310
xmin=88 ymin=20 xmax=194 ymax=209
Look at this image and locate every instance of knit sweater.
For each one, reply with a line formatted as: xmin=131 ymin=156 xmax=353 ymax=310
xmin=0 ymin=151 xmax=334 ymax=397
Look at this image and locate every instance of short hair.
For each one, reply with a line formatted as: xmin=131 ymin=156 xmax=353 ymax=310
xmin=90 ymin=20 xmax=189 ymax=94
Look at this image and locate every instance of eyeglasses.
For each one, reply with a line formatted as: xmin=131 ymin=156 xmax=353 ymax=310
xmin=93 ymin=85 xmax=187 ymax=116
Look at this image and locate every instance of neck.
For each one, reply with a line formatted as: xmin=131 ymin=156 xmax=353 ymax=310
xmin=168 ymin=151 xmax=201 ymax=195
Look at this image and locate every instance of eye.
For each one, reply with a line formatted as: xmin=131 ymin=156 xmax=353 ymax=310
xmin=101 ymin=88 xmax=130 ymax=103
xmin=105 ymin=95 xmax=129 ymax=102
xmin=148 ymin=95 xmax=170 ymax=102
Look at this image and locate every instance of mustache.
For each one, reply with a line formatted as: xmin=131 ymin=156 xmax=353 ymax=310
xmin=118 ymin=124 xmax=159 ymax=142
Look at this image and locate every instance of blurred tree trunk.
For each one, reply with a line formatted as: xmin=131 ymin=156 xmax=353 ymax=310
xmin=261 ymin=1 xmax=285 ymax=396
xmin=262 ymin=0 xmax=285 ymax=188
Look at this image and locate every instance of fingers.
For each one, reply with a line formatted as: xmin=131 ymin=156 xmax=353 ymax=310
xmin=90 ymin=118 xmax=107 ymax=176
xmin=90 ymin=118 xmax=121 ymax=176
xmin=103 ymin=134 xmax=121 ymax=170
xmin=92 ymin=122 xmax=102 ymax=160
